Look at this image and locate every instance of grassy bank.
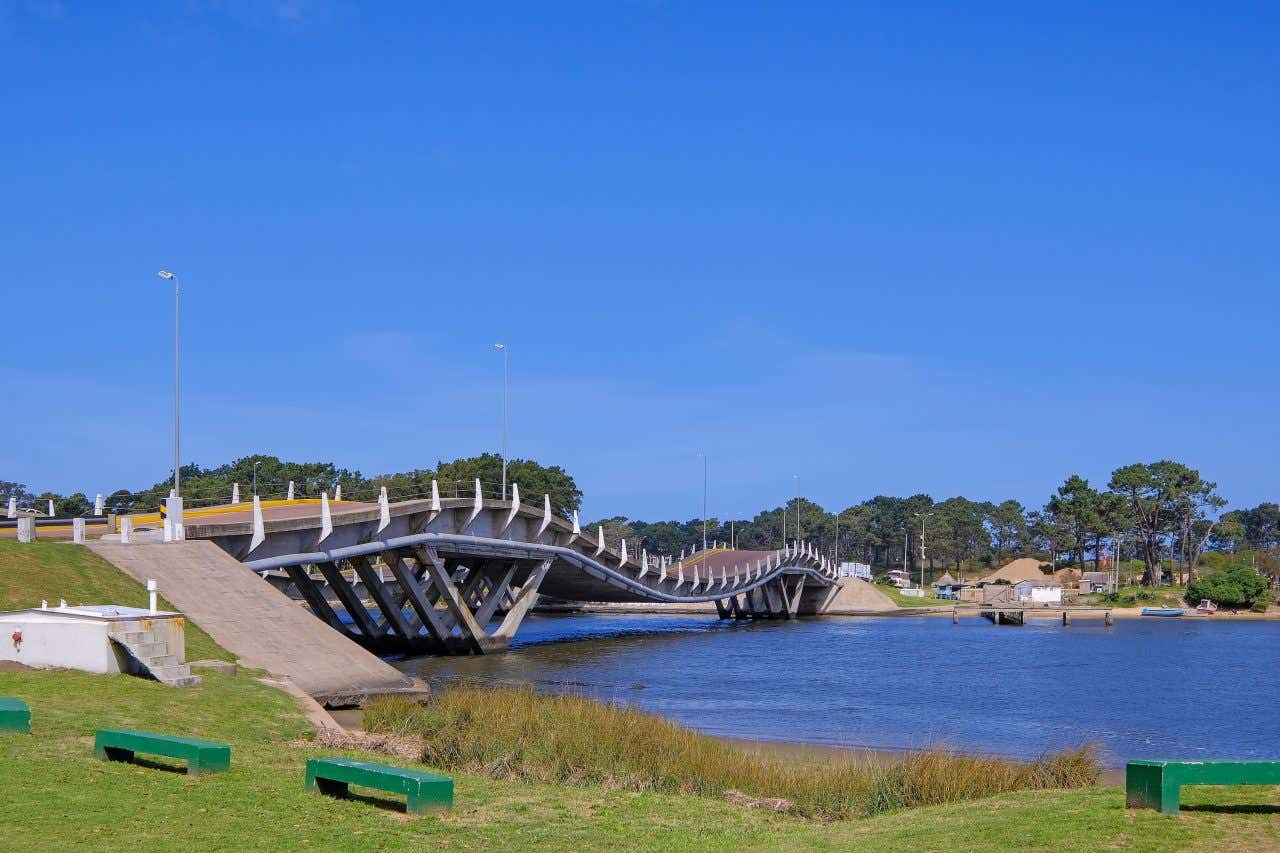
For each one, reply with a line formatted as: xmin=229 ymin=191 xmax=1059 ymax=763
xmin=0 ymin=539 xmax=230 ymax=661
xmin=1 ymin=541 xmax=1277 ymax=849
xmin=2 ymin=668 xmax=1278 ymax=851
xmin=363 ymin=686 xmax=1098 ymax=820
xmin=879 ymin=585 xmax=953 ymax=607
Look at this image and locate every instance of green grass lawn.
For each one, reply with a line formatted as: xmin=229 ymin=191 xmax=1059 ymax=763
xmin=0 ymin=540 xmax=230 ymax=661
xmin=1 ymin=668 xmax=1277 ymax=851
xmin=1077 ymin=584 xmax=1189 ymax=610
xmin=879 ymin=585 xmax=959 ymax=608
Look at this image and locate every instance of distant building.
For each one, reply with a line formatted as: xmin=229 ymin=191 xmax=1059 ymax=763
xmin=932 ymin=571 xmax=967 ymax=600
xmin=1080 ymin=571 xmax=1112 ymax=593
xmin=886 ymin=569 xmax=912 ymax=589
xmin=839 ymin=562 xmax=872 ymax=581
xmin=1014 ymin=579 xmax=1063 ymax=605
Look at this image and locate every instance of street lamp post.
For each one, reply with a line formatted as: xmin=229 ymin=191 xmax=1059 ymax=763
xmin=157 ymin=270 xmax=180 ymax=497
xmin=697 ymin=453 xmax=708 ymax=551
xmin=253 ymin=461 xmax=263 ymax=497
xmin=494 ymin=343 xmax=508 ymax=500
xmin=834 ymin=510 xmax=839 ymax=567
xmin=793 ymin=475 xmax=800 ymax=542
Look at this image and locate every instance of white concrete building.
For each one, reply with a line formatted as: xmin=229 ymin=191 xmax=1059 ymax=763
xmin=1014 ymin=580 xmax=1063 ymax=605
xmin=0 ymin=604 xmax=196 ymax=684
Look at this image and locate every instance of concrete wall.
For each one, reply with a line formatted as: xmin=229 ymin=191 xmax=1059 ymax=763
xmin=0 ymin=611 xmax=186 ymax=675
xmin=0 ymin=613 xmax=129 ymax=673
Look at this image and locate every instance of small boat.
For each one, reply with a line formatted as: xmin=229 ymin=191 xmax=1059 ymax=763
xmin=1196 ymin=599 xmax=1218 ymax=614
xmin=1141 ymin=607 xmax=1184 ymax=617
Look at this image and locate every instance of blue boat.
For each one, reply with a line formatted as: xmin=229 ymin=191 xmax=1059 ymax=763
xmin=1141 ymin=607 xmax=1184 ymax=617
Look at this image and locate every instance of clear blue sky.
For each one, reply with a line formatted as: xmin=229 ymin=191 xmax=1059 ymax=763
xmin=3 ymin=2 xmax=1277 ymax=520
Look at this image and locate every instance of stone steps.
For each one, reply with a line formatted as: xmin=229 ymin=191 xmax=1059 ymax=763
xmin=108 ymin=629 xmax=202 ymax=688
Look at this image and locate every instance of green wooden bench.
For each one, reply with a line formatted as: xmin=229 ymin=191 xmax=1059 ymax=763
xmin=94 ymin=729 xmax=231 ymax=776
xmin=1127 ymin=760 xmax=1280 ymax=813
xmin=306 ymin=757 xmax=453 ymax=814
xmin=0 ymin=698 xmax=31 ymax=734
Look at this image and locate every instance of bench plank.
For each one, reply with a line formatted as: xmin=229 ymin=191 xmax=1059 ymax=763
xmin=0 ymin=698 xmax=31 ymax=734
xmin=95 ymin=728 xmax=230 ymax=776
xmin=306 ymin=757 xmax=453 ymax=814
xmin=1127 ymin=760 xmax=1280 ymax=813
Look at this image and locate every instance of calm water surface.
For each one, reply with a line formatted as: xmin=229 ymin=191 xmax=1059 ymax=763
xmin=393 ymin=614 xmax=1280 ymax=768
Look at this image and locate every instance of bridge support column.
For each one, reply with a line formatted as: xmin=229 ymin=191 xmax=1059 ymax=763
xmin=316 ymin=561 xmax=386 ymax=642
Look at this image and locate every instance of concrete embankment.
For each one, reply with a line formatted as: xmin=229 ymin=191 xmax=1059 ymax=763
xmin=819 ymin=578 xmax=898 ymax=614
xmin=87 ymin=541 xmax=419 ymax=704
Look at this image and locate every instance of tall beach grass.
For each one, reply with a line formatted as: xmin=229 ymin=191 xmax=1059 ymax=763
xmin=365 ymin=686 xmax=1098 ymax=820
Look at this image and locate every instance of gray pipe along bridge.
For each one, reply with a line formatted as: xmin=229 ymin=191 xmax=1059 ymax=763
xmin=188 ymin=483 xmax=841 ymax=655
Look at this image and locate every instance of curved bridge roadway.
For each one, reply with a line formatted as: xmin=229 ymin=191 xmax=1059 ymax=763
xmin=175 ymin=487 xmax=840 ymax=655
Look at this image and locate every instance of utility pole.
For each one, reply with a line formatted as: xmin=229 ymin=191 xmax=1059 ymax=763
xmin=915 ymin=511 xmax=934 ymax=593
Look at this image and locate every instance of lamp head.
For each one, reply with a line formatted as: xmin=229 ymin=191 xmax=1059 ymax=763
xmin=157 ymin=270 xmax=176 ymax=280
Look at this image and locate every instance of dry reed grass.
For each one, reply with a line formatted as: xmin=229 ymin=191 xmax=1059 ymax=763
xmin=365 ymin=687 xmax=1098 ymax=820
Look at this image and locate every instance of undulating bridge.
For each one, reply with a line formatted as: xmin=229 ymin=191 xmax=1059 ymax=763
xmin=139 ymin=481 xmax=842 ymax=655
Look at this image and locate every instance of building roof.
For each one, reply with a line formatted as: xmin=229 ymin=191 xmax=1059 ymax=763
xmin=976 ymin=557 xmax=1052 ymax=586
xmin=932 ymin=572 xmax=957 ymax=587
xmin=1014 ymin=578 xmax=1062 ymax=588
xmin=1081 ymin=571 xmax=1110 ymax=583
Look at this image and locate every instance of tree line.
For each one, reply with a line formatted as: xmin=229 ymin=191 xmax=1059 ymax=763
xmin=592 ymin=460 xmax=1278 ymax=588
xmin=1 ymin=452 xmax=583 ymax=520
xmin=5 ymin=456 xmax=1276 ymax=589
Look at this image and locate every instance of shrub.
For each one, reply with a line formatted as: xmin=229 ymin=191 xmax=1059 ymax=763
xmin=1187 ymin=565 xmax=1268 ymax=609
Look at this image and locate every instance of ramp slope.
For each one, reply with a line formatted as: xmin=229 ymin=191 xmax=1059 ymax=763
xmin=88 ymin=541 xmax=415 ymax=702
xmin=822 ymin=577 xmax=898 ymax=613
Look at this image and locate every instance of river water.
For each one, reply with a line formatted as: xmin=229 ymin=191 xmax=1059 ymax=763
xmin=392 ymin=613 xmax=1280 ymax=768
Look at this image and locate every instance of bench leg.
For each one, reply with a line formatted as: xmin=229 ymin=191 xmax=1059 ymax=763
xmin=1127 ymin=764 xmax=1180 ymax=813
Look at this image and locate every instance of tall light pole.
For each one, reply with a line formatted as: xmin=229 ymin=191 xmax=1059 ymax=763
xmin=901 ymin=525 xmax=908 ymax=574
xmin=793 ymin=475 xmax=800 ymax=542
xmin=253 ymin=460 xmax=263 ymax=498
xmin=697 ymin=453 xmax=708 ymax=550
xmin=915 ymin=511 xmax=934 ymax=593
xmin=834 ymin=509 xmax=840 ymax=567
xmin=494 ymin=343 xmax=508 ymax=500
xmin=157 ymin=270 xmax=180 ymax=497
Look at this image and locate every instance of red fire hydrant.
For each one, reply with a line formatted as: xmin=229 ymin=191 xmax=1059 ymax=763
xmin=10 ymin=629 xmax=22 ymax=652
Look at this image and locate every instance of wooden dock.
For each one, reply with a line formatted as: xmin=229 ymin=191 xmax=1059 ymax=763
xmin=969 ymin=606 xmax=1114 ymax=626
